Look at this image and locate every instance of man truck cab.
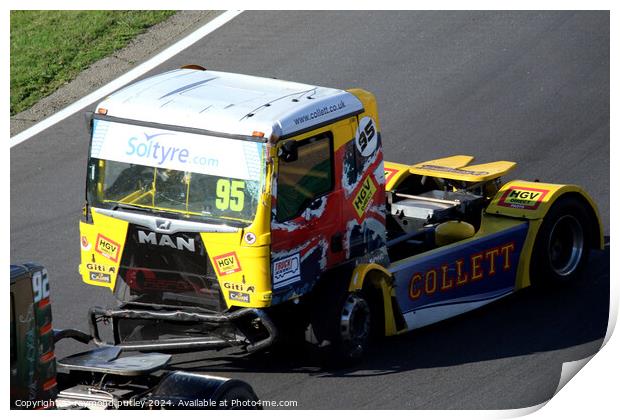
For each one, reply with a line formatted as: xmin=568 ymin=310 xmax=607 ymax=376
xmin=80 ymin=67 xmax=385 ymax=357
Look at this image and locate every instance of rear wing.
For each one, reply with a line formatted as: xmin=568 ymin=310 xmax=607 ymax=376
xmin=385 ymin=155 xmax=516 ymax=190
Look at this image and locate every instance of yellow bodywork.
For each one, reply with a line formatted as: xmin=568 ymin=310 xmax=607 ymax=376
xmin=384 ymin=161 xmax=411 ymax=191
xmin=79 ymin=211 xmax=129 ymax=291
xmin=200 ymin=230 xmax=272 ymax=308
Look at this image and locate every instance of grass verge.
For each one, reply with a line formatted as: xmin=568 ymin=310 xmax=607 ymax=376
xmin=10 ymin=10 xmax=176 ymax=116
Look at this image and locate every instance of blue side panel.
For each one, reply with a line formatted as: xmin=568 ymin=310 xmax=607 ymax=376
xmin=391 ymin=223 xmax=528 ymax=318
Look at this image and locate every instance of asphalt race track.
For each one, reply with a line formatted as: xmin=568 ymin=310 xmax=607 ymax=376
xmin=10 ymin=11 xmax=609 ymax=409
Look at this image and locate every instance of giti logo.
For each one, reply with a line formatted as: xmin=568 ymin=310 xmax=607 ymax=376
xmin=352 ymin=175 xmax=378 ymax=219
xmin=498 ymin=186 xmax=549 ymax=210
xmin=224 ymin=282 xmax=255 ymax=293
xmin=137 ymin=230 xmax=195 ymax=252
xmin=95 ymin=234 xmax=120 ymax=262
xmin=213 ymin=252 xmax=242 ymax=276
xmin=85 ymin=263 xmax=116 ymax=273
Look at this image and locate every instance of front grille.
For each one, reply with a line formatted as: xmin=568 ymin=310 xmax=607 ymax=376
xmin=115 ymin=225 xmax=226 ymax=312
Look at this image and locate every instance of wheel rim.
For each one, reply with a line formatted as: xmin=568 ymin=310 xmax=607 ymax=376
xmin=547 ymin=214 xmax=584 ymax=276
xmin=340 ymin=294 xmax=371 ymax=358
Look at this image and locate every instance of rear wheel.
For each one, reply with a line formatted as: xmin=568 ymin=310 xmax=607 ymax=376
xmin=531 ymin=196 xmax=591 ymax=286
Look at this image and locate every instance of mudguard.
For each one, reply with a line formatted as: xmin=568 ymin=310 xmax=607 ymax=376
xmin=348 ymin=263 xmax=405 ymax=336
xmin=486 ymin=180 xmax=604 ymax=250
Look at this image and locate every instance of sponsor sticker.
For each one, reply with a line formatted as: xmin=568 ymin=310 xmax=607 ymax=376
xmin=95 ymin=234 xmax=120 ymax=262
xmin=352 ymin=175 xmax=378 ymax=219
xmin=228 ymin=291 xmax=250 ymax=303
xmin=80 ymin=235 xmax=91 ymax=251
xmin=384 ymin=167 xmax=399 ymax=185
xmin=223 ymin=282 xmax=255 ymax=293
xmin=89 ymin=271 xmax=111 ymax=283
xmin=91 ymin=120 xmax=263 ymax=181
xmin=213 ymin=252 xmax=242 ymax=276
xmin=272 ymin=254 xmax=301 ymax=285
xmin=497 ymin=186 xmax=549 ymax=210
xmin=85 ymin=263 xmax=116 ymax=273
xmin=355 ymin=116 xmax=378 ymax=157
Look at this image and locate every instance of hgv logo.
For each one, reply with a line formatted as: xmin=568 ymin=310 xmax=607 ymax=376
xmin=509 ymin=190 xmax=540 ymax=200
xmin=213 ymin=252 xmax=242 ymax=276
xmin=498 ymin=186 xmax=549 ymax=210
xmin=353 ymin=175 xmax=378 ymax=219
xmin=95 ymin=234 xmax=120 ymax=262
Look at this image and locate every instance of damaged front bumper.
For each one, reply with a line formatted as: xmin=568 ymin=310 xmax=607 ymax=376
xmin=88 ymin=305 xmax=277 ymax=353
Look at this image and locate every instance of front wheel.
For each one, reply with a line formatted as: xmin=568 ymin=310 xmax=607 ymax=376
xmin=306 ymin=286 xmax=373 ymax=367
xmin=531 ymin=196 xmax=591 ymax=287
xmin=338 ymin=293 xmax=372 ymax=361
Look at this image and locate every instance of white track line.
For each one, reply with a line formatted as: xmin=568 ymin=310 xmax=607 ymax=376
xmin=10 ymin=10 xmax=244 ymax=148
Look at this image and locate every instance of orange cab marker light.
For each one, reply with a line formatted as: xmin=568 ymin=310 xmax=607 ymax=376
xmin=252 ymin=131 xmax=265 ymax=138
xmin=96 ymin=108 xmax=108 ymax=115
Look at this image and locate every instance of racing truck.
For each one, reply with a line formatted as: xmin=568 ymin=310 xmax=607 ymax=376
xmin=10 ymin=263 xmax=260 ymax=409
xmin=78 ymin=66 xmax=603 ymax=365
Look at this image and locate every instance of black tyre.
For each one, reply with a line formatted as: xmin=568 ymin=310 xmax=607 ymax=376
xmin=149 ymin=372 xmax=260 ymax=409
xmin=530 ymin=196 xmax=591 ymax=287
xmin=305 ymin=283 xmax=373 ymax=366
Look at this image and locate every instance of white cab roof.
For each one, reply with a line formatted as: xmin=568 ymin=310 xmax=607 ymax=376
xmin=96 ymin=69 xmax=363 ymax=139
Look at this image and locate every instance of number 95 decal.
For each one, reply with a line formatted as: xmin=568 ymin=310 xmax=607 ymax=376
xmin=215 ymin=179 xmax=245 ymax=211
xmin=356 ymin=116 xmax=378 ymax=157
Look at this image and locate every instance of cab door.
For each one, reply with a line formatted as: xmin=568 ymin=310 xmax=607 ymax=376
xmin=270 ymin=128 xmax=345 ymax=300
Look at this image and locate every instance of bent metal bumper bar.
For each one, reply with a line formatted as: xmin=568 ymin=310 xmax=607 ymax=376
xmin=88 ymin=306 xmax=277 ymax=353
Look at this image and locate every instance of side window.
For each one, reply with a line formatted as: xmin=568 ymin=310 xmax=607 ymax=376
xmin=276 ymin=133 xmax=333 ymax=222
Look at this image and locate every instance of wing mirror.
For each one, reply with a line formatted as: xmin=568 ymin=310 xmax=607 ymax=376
xmin=278 ymin=140 xmax=298 ymax=162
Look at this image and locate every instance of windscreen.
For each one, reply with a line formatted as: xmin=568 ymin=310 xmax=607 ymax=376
xmin=87 ymin=119 xmax=266 ymax=225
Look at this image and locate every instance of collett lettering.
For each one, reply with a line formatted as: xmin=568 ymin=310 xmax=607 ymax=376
xmin=485 ymin=248 xmax=500 ymax=275
xmin=408 ymin=242 xmax=516 ymax=300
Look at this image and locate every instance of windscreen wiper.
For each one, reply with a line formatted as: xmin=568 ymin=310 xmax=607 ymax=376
xmin=111 ymin=203 xmax=155 ymax=213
